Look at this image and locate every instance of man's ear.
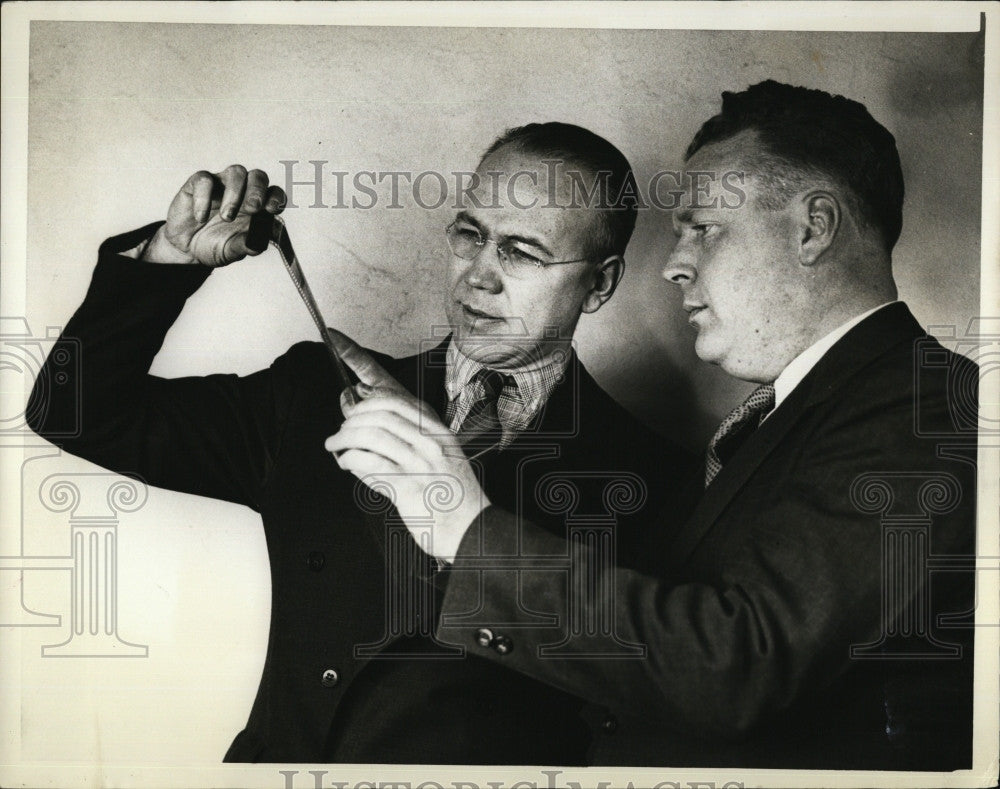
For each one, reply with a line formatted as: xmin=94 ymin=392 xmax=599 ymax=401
xmin=798 ymin=191 xmax=841 ymax=266
xmin=581 ymin=255 xmax=625 ymax=314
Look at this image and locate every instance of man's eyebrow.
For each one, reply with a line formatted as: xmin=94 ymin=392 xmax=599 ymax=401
xmin=455 ymin=211 xmax=554 ymax=258
xmin=673 ymin=208 xmax=694 ymax=224
xmin=455 ymin=210 xmax=482 ymax=231
xmin=502 ymin=232 xmax=553 ymax=258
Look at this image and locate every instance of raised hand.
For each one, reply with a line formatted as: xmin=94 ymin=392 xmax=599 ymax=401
xmin=143 ymin=164 xmax=286 ymax=266
xmin=324 ymin=330 xmax=489 ymax=563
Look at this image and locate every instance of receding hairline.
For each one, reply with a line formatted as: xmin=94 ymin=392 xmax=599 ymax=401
xmin=471 ymin=141 xmax=625 ymax=260
xmin=476 ymin=140 xmax=605 ymax=181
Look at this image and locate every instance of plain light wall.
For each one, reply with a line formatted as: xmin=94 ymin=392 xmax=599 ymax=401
xmin=26 ymin=23 xmax=985 ymax=448
xmin=13 ymin=22 xmax=985 ymax=762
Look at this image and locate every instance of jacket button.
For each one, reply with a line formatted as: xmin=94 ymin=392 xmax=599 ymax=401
xmin=306 ymin=551 xmax=325 ymax=572
xmin=475 ymin=628 xmax=495 ymax=648
xmin=602 ymin=714 xmax=618 ymax=734
xmin=321 ymin=668 xmax=339 ymax=687
xmin=493 ymin=635 xmax=513 ymax=655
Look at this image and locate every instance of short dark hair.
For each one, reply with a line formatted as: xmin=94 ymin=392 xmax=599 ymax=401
xmin=480 ymin=122 xmax=638 ymax=259
xmin=686 ymin=80 xmax=905 ymax=251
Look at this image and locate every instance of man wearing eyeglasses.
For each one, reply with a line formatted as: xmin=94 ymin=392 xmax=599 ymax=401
xmin=28 ymin=122 xmax=698 ymax=763
xmin=327 ymin=84 xmax=977 ymax=771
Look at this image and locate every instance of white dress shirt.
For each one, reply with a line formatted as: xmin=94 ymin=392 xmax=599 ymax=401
xmin=770 ymin=301 xmax=898 ymax=414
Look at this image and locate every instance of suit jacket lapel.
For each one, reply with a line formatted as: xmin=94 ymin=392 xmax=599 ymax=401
xmin=523 ymin=348 xmax=583 ymax=438
xmin=668 ymin=303 xmax=926 ymax=568
xmin=380 ymin=336 xmax=451 ymax=418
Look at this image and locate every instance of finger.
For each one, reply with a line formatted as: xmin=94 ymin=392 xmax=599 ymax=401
xmin=343 ymin=395 xmax=456 ymax=452
xmin=265 ymin=185 xmax=287 ymax=214
xmin=340 ymin=382 xmax=386 ymax=413
xmin=336 ymin=409 xmax=443 ymax=458
xmin=345 ymin=391 xmax=438 ymax=429
xmin=242 ymin=169 xmax=269 ymax=214
xmin=325 ymin=425 xmax=431 ymax=472
xmin=326 ymin=329 xmax=403 ymax=391
xmin=217 ymin=164 xmax=248 ymax=221
xmin=224 ymin=228 xmax=264 ymax=259
xmin=188 ymin=170 xmax=216 ymax=224
xmin=245 ymin=211 xmax=274 ymax=255
xmin=328 ymin=414 xmax=430 ymax=459
xmin=335 ymin=449 xmax=397 ymax=481
xmin=340 ymin=386 xmax=363 ymax=415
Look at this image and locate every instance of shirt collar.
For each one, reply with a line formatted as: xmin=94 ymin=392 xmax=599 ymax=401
xmin=773 ymin=301 xmax=898 ymax=410
xmin=445 ymin=339 xmax=571 ymax=415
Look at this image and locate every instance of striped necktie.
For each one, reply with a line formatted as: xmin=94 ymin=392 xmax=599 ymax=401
xmin=705 ymin=383 xmax=775 ymax=487
xmin=456 ymin=368 xmax=511 ymax=449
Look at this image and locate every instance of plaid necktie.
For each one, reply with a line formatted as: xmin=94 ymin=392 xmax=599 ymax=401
xmin=705 ymin=384 xmax=775 ymax=487
xmin=456 ymin=368 xmax=511 ymax=449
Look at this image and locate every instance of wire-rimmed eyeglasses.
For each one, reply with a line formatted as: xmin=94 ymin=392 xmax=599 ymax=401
xmin=445 ymin=220 xmax=592 ymax=278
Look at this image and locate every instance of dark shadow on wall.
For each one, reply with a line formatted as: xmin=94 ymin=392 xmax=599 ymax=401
xmin=887 ymin=25 xmax=984 ymax=119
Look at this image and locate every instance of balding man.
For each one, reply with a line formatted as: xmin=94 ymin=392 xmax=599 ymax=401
xmin=28 ymin=122 xmax=697 ymax=763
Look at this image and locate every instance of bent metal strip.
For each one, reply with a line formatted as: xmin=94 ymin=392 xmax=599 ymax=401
xmin=248 ymin=213 xmax=359 ymax=406
xmin=247 ymin=213 xmax=496 ymax=459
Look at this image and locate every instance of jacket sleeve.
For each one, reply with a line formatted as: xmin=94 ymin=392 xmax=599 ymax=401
xmin=26 ymin=222 xmax=305 ymax=511
xmin=435 ymin=375 xmax=976 ymax=739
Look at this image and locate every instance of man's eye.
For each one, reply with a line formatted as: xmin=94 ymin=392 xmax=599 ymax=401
xmin=504 ymin=246 xmax=543 ymax=269
xmin=692 ymin=223 xmax=717 ymax=236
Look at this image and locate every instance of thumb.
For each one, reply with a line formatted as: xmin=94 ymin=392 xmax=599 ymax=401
xmin=223 ymin=230 xmax=266 ymax=261
xmin=326 ymin=328 xmax=403 ymax=392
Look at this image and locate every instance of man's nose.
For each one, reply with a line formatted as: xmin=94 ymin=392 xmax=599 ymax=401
xmin=662 ymin=245 xmax=696 ymax=286
xmin=462 ymin=252 xmax=503 ymax=293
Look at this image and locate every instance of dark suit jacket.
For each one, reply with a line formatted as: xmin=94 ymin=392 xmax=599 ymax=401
xmin=28 ymin=222 xmax=698 ymax=764
xmin=436 ymin=302 xmax=977 ymax=770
